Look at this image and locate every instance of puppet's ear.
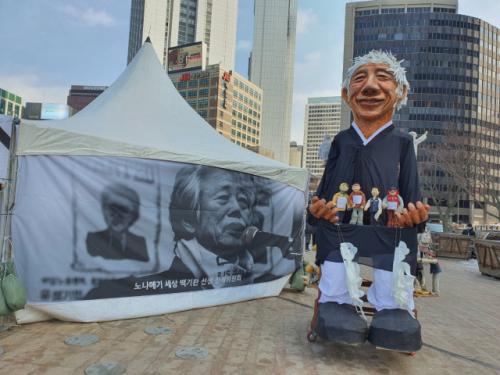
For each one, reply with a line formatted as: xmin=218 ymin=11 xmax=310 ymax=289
xmin=341 ymin=88 xmax=349 ymax=103
xmin=397 ymin=85 xmax=408 ymax=101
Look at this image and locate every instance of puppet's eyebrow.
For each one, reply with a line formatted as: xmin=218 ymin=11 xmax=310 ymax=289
xmin=353 ymin=68 xmax=367 ymax=77
xmin=376 ymin=67 xmax=394 ymax=76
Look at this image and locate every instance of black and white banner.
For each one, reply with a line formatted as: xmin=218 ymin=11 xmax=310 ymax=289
xmin=12 ymin=156 xmax=305 ymax=303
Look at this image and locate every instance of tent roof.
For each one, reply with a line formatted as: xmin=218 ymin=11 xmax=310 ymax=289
xmin=17 ymin=42 xmax=308 ymax=191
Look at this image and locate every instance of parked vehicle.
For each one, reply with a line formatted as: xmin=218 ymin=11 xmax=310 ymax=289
xmin=426 ymin=223 xmax=453 ymax=233
xmin=476 ymin=231 xmax=500 ymax=241
xmin=426 ymin=223 xmax=443 ymax=233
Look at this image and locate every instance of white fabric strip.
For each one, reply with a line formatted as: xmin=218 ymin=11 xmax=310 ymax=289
xmin=318 ymin=261 xmax=352 ymax=304
xmin=340 ymin=242 xmax=366 ymax=320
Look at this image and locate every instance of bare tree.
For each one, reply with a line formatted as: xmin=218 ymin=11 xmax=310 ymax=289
xmin=445 ymin=125 xmax=500 ymax=221
xmin=419 ymin=137 xmax=467 ymax=231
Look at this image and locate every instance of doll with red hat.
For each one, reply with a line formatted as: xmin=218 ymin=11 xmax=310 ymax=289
xmin=382 ymin=187 xmax=404 ymax=227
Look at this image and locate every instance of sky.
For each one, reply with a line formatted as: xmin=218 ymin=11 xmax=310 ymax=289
xmin=1 ymin=0 xmax=500 ymax=144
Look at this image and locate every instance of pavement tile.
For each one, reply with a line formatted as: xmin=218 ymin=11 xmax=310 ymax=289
xmin=1 ymin=258 xmax=499 ymax=374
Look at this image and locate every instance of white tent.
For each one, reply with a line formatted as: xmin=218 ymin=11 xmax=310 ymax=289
xmin=17 ymin=42 xmax=307 ymax=190
xmin=9 ymin=40 xmax=308 ymax=323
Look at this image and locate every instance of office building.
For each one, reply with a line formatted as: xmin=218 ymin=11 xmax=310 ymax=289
xmin=247 ymin=146 xmax=275 ymax=160
xmin=303 ymin=97 xmax=341 ymax=178
xmin=342 ymin=0 xmax=500 ymax=224
xmin=289 ymin=142 xmax=303 ymax=168
xmin=169 ymin=64 xmax=265 ymax=151
xmin=67 ymin=86 xmax=108 ymax=112
xmin=127 ymin=0 xmax=238 ymax=71
xmin=249 ymin=0 xmax=298 ymax=164
xmin=23 ymin=103 xmax=77 ymax=121
xmin=0 ymin=88 xmax=22 ymax=119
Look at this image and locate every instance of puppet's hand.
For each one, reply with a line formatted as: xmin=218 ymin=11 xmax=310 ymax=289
xmin=382 ymin=204 xmax=387 ymax=209
xmin=309 ymin=197 xmax=339 ymax=224
xmin=395 ymin=202 xmax=430 ymax=227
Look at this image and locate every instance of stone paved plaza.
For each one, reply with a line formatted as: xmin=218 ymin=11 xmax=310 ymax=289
xmin=0 ymin=257 xmax=499 ymax=374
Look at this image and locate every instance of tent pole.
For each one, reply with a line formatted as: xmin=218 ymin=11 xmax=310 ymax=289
xmin=0 ymin=119 xmax=19 ymax=264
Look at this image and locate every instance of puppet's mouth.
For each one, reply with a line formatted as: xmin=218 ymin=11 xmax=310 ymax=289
xmin=358 ymin=98 xmax=384 ymax=106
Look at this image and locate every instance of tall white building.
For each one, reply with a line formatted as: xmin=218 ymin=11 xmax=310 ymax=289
xmin=303 ymin=97 xmax=341 ymax=178
xmin=127 ymin=0 xmax=238 ymax=71
xmin=249 ymin=0 xmax=298 ymax=164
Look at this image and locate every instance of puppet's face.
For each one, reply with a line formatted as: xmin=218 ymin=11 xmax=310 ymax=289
xmin=342 ymin=63 xmax=405 ymax=123
xmin=371 ymin=188 xmax=379 ymax=197
xmin=340 ymin=183 xmax=349 ymax=192
xmin=352 ymin=184 xmax=361 ymax=192
xmin=388 ymin=189 xmax=397 ymax=196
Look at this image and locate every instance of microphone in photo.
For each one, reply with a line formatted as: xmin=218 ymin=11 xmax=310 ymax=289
xmin=241 ymin=226 xmax=301 ymax=259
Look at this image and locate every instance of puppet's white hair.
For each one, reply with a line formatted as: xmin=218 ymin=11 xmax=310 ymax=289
xmin=341 ymin=50 xmax=409 ymax=110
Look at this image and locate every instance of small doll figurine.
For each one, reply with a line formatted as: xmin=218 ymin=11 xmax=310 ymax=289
xmin=382 ymin=187 xmax=404 ymax=227
xmin=418 ymin=225 xmax=432 ymax=257
xmin=332 ymin=183 xmax=351 ymax=224
xmin=426 ymin=251 xmax=441 ymax=296
xmin=305 ymin=264 xmax=320 ymax=284
xmin=364 ymin=187 xmax=383 ymax=226
xmin=348 ymin=183 xmax=366 ymax=225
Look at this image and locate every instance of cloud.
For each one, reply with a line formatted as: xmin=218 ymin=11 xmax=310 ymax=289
xmin=61 ymin=5 xmax=115 ymax=27
xmin=290 ymin=42 xmax=345 ymax=144
xmin=236 ymin=40 xmax=252 ymax=51
xmin=0 ymin=73 xmax=69 ymax=104
xmin=297 ymin=9 xmax=317 ymax=36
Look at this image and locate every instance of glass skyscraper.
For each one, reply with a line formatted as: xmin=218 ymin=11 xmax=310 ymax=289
xmin=342 ymin=0 xmax=500 ymax=224
xmin=128 ymin=0 xmax=238 ymax=71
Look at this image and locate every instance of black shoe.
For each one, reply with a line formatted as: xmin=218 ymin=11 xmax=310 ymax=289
xmin=314 ymin=302 xmax=367 ymax=344
xmin=367 ymin=309 xmax=422 ymax=352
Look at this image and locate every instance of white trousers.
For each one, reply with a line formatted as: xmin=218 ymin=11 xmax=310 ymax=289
xmin=318 ymin=261 xmax=415 ymax=311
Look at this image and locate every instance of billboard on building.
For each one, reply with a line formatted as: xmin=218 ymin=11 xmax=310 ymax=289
xmin=41 ymin=104 xmax=70 ymax=120
xmin=168 ymin=42 xmax=206 ymax=74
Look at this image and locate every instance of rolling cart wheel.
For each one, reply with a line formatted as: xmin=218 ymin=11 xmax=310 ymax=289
xmin=307 ymin=331 xmax=317 ymax=342
xmin=410 ymin=351 xmax=417 ymax=356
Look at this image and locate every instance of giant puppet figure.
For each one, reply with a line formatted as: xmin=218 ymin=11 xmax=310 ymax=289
xmin=309 ymin=51 xmax=430 ymax=352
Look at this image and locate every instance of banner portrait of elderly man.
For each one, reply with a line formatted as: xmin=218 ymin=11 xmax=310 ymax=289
xmin=308 ymin=50 xmax=430 ymax=352
xmin=84 ymin=164 xmax=296 ymax=300
xmin=168 ymin=164 xmax=275 ymax=287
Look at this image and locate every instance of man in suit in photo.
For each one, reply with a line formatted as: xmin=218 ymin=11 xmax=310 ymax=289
xmin=86 ymin=183 xmax=149 ymax=262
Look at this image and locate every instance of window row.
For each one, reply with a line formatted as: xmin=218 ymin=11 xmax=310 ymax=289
xmin=354 ymin=46 xmax=479 ymax=58
xmin=410 ymin=87 xmax=478 ymax=98
xmin=355 ymin=32 xmax=479 ymax=44
xmin=356 ymin=18 xmax=478 ymax=31
xmin=407 ymin=114 xmax=476 ymax=124
xmin=355 ymin=19 xmax=425 ymax=29
xmin=411 ymin=100 xmax=477 ymax=111
xmin=230 ymin=130 xmax=257 ymax=142
xmin=233 ymin=90 xmax=261 ymax=108
xmin=231 ymin=99 xmax=260 ymax=114
xmin=231 ymin=110 xmax=261 ymax=125
xmin=231 ymin=119 xmax=260 ymax=134
xmin=411 ymin=73 xmax=478 ymax=84
xmin=231 ymin=139 xmax=259 ymax=146
xmin=401 ymin=60 xmax=478 ymax=71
